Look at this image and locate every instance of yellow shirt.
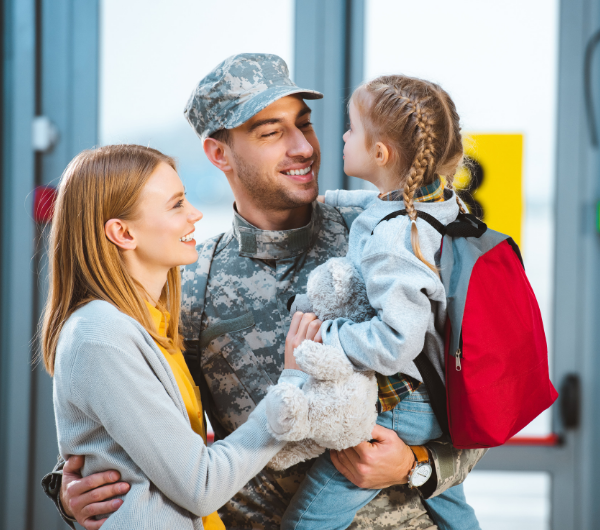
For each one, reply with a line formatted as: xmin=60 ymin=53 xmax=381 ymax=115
xmin=146 ymin=302 xmax=225 ymax=530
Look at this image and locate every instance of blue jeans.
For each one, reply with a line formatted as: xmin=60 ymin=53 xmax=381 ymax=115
xmin=281 ymin=386 xmax=480 ymax=530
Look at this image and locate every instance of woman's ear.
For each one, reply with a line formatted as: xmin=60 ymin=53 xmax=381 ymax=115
xmin=204 ymin=138 xmax=233 ymax=173
xmin=105 ymin=219 xmax=136 ymax=251
xmin=374 ymin=142 xmax=390 ymax=167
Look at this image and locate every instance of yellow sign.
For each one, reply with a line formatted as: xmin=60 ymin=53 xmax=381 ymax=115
xmin=454 ymin=134 xmax=524 ymax=248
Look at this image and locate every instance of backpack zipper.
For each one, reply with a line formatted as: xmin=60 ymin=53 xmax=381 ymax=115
xmin=455 ymin=334 xmax=463 ymax=371
xmin=455 ymin=348 xmax=462 ymax=371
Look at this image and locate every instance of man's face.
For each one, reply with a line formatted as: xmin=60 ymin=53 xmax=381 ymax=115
xmin=227 ymin=95 xmax=320 ymax=211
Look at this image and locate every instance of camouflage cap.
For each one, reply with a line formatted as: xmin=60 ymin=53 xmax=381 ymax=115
xmin=184 ymin=53 xmax=323 ymax=142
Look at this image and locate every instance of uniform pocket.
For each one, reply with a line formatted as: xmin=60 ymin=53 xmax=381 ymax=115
xmin=200 ymin=312 xmax=255 ymax=349
xmin=201 ymin=312 xmax=275 ymax=431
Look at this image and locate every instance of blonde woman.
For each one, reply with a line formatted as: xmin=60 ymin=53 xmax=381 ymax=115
xmin=42 ymin=144 xmax=315 ymax=529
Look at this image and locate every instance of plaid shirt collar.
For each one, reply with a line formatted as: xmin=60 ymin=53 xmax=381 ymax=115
xmin=379 ymin=177 xmax=445 ymax=203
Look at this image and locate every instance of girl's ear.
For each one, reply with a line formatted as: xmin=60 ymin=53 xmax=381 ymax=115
xmin=374 ymin=142 xmax=390 ymax=167
xmin=105 ymin=219 xmax=136 ymax=251
xmin=204 ymin=138 xmax=233 ymax=173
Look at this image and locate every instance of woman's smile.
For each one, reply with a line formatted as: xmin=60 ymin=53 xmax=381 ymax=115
xmin=179 ymin=229 xmax=196 ymax=244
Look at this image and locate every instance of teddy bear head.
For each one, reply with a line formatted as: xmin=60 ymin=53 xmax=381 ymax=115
xmin=289 ymin=257 xmax=376 ymax=323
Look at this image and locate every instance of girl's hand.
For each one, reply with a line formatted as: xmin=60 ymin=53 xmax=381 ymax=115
xmin=317 ymin=195 xmax=325 ymax=203
xmin=285 ymin=312 xmax=323 ymax=370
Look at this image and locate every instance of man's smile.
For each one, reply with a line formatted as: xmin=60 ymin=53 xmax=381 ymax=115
xmin=281 ymin=163 xmax=314 ymax=182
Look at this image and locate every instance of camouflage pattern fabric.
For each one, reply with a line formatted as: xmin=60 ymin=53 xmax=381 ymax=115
xmin=427 ymin=438 xmax=486 ymax=499
xmin=181 ymin=201 xmax=486 ymax=530
xmin=184 ymin=53 xmax=323 ymax=142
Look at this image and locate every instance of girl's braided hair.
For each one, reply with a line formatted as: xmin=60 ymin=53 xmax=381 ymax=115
xmin=352 ymin=75 xmax=465 ymax=274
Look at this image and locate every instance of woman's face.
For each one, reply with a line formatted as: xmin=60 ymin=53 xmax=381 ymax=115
xmin=128 ymin=162 xmax=202 ymax=272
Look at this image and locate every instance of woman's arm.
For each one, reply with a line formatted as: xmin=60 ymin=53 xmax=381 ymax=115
xmin=324 ymin=189 xmax=379 ymax=209
xmin=66 ymin=340 xmax=306 ymax=518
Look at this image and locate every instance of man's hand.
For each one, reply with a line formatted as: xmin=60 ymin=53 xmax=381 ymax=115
xmin=61 ymin=455 xmax=130 ymax=530
xmin=317 ymin=195 xmax=325 ymax=203
xmin=284 ymin=312 xmax=322 ymax=370
xmin=330 ymin=425 xmax=415 ymax=489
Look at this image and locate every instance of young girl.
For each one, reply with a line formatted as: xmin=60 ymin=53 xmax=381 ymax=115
xmin=279 ymin=76 xmax=481 ymax=529
xmin=42 ymin=144 xmax=314 ymax=529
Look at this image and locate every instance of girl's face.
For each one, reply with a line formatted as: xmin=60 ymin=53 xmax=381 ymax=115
xmin=127 ymin=162 xmax=203 ymax=273
xmin=342 ymin=99 xmax=378 ymax=180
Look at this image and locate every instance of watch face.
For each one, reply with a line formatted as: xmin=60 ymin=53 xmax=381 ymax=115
xmin=410 ymin=463 xmax=432 ymax=488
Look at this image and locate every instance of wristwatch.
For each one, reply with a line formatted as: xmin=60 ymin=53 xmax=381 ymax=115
xmin=407 ymin=445 xmax=432 ymax=488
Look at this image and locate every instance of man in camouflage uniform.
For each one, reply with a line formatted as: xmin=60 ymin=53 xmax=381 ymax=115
xmin=181 ymin=54 xmax=485 ymax=529
xmin=44 ymin=54 xmax=484 ymax=530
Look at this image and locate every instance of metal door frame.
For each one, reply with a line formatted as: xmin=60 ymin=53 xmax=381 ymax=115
xmin=467 ymin=0 xmax=600 ymax=528
xmin=1 ymin=0 xmax=599 ymax=528
xmin=0 ymin=1 xmax=98 ymax=528
xmin=294 ymin=0 xmax=365 ymax=193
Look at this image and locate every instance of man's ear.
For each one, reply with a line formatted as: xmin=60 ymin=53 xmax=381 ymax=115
xmin=374 ymin=142 xmax=390 ymax=167
xmin=204 ymin=138 xmax=233 ymax=173
xmin=105 ymin=219 xmax=136 ymax=250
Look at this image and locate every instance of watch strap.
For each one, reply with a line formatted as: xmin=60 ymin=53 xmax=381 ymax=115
xmin=409 ymin=445 xmax=430 ymax=464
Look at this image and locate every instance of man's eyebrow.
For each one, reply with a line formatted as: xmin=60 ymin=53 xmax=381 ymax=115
xmin=297 ymin=107 xmax=312 ymax=119
xmin=248 ymin=118 xmax=283 ymax=133
xmin=247 ymin=108 xmax=312 ymax=133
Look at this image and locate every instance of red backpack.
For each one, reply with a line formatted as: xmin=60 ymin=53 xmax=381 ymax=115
xmin=377 ymin=210 xmax=558 ymax=449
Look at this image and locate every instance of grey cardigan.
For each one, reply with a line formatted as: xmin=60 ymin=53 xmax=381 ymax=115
xmin=53 ymin=300 xmax=307 ymax=529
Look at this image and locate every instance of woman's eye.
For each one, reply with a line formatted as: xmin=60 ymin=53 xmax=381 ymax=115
xmin=302 ymin=121 xmax=313 ymax=127
xmin=174 ymin=199 xmax=184 ymax=209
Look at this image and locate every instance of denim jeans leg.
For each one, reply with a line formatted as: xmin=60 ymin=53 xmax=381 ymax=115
xmin=425 ymin=483 xmax=481 ymax=530
xmin=281 ymin=410 xmax=394 ymax=530
xmin=281 ymin=450 xmax=382 ymax=530
xmin=392 ymin=387 xmax=480 ymax=530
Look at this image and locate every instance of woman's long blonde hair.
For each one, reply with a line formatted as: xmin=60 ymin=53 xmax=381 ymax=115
xmin=41 ymin=144 xmax=184 ymax=376
xmin=353 ymin=75 xmax=465 ymax=274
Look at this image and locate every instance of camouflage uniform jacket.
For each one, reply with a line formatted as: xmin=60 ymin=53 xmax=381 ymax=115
xmin=180 ymin=201 xmax=486 ymax=530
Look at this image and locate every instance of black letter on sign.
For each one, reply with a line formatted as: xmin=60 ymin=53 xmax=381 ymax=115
xmin=458 ymin=156 xmax=485 ymax=219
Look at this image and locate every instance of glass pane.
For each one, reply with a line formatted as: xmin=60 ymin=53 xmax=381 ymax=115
xmin=365 ymin=0 xmax=559 ymax=436
xmin=99 ymin=0 xmax=295 ymax=242
xmin=464 ymin=471 xmax=551 ymax=530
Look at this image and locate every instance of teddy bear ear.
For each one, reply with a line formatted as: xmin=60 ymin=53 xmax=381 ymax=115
xmin=328 ymin=258 xmax=353 ymax=298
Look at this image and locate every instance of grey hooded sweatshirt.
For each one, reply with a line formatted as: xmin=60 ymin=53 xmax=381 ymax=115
xmin=322 ymin=188 xmax=460 ymax=384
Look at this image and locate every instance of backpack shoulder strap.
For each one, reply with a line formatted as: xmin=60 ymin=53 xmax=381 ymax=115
xmin=371 ymin=209 xmax=447 ymax=236
xmin=413 ymin=352 xmax=450 ymax=436
xmin=371 ymin=209 xmax=488 ymax=239
xmin=181 ymin=232 xmax=225 ymax=344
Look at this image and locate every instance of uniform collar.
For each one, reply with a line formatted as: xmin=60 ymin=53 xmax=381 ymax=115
xmin=232 ymin=202 xmax=321 ymax=259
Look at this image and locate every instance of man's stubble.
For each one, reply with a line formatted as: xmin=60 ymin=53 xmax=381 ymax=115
xmin=232 ymin=150 xmax=320 ymax=212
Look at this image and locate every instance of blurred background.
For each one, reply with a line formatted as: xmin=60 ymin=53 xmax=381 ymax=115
xmin=2 ymin=0 xmax=600 ymax=528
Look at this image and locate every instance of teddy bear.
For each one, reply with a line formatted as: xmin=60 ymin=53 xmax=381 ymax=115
xmin=265 ymin=257 xmax=379 ymax=471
